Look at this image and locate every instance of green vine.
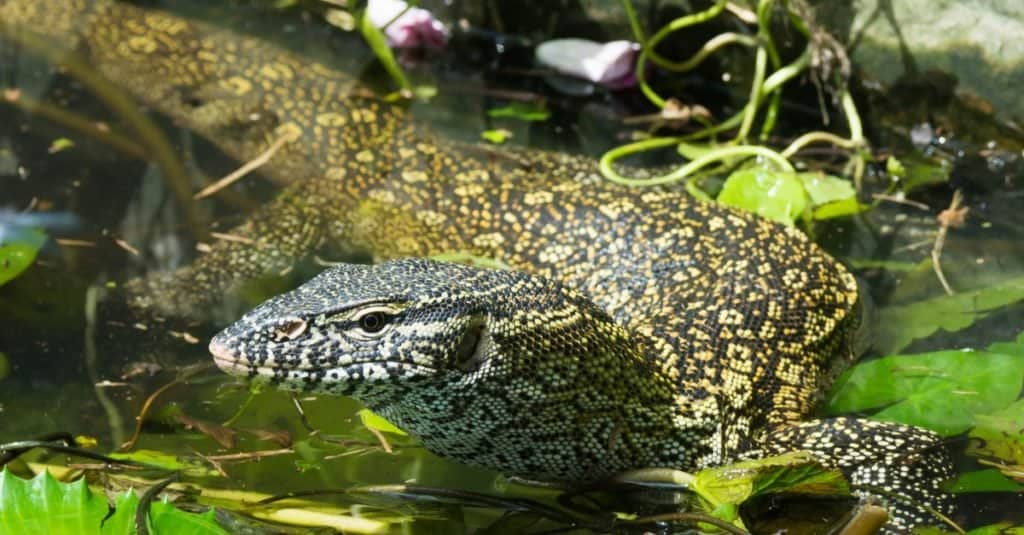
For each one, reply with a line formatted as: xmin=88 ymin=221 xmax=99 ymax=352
xmin=606 ymin=0 xmax=868 ymax=192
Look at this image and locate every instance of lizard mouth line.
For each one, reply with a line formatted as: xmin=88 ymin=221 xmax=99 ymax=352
xmin=210 ymin=341 xmax=438 ymax=375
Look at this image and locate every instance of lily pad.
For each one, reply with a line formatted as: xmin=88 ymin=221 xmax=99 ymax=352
xmin=717 ymin=169 xmax=807 ymax=225
xmin=825 ymin=346 xmax=1024 ymax=436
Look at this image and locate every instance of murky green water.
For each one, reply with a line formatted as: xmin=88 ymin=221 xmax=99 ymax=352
xmin=1 ymin=1 xmax=1022 ymax=532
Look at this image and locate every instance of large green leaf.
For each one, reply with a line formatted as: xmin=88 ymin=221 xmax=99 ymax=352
xmin=825 ymin=346 xmax=1024 ymax=436
xmin=0 ymin=468 xmax=226 ymax=535
xmin=0 ymin=468 xmax=108 ymax=535
xmin=948 ymin=469 xmax=1024 ymax=494
xmin=872 ymin=276 xmax=1024 ymax=355
xmin=717 ymin=169 xmax=807 ymax=225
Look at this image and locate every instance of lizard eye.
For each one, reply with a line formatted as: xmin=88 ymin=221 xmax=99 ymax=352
xmin=273 ymin=318 xmax=308 ymax=341
xmin=352 ymin=307 xmax=395 ymax=338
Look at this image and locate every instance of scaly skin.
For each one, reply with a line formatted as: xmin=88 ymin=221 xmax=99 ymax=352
xmin=0 ymin=0 xmax=954 ymax=528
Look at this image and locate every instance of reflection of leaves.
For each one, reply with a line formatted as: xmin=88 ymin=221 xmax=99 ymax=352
xmin=873 ymin=276 xmax=1024 ymax=355
xmin=826 ymin=337 xmax=1024 ymax=436
xmin=0 ymin=468 xmax=226 ymax=534
xmin=481 ymin=129 xmax=511 ymax=144
xmin=108 ymin=450 xmax=218 ymax=477
xmin=691 ymin=451 xmax=848 ymax=516
xmin=0 ymin=226 xmax=46 ymax=287
xmin=717 ymin=169 xmax=807 ymax=225
xmin=487 ymin=102 xmax=551 ymax=122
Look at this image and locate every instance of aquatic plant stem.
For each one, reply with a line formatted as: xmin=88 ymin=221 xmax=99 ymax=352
xmin=601 ymin=142 xmax=793 ymax=187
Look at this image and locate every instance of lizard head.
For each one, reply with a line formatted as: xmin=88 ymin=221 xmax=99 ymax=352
xmin=209 ymin=258 xmax=502 ymax=401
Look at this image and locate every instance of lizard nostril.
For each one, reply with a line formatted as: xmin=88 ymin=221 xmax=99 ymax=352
xmin=273 ymin=318 xmax=308 ymax=341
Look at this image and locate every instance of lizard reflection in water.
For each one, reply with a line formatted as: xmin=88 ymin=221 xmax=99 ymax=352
xmin=0 ymin=0 xmax=955 ymax=529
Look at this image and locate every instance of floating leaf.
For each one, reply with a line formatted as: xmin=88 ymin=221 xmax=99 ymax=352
xmin=0 ymin=226 xmax=46 ymax=287
xmin=872 ymin=276 xmax=1024 ymax=355
xmin=487 ymin=102 xmax=551 ymax=122
xmin=691 ymin=451 xmax=848 ymax=516
xmin=968 ymin=397 xmax=1024 ymax=466
xmin=825 ymin=346 xmax=1024 ymax=436
xmin=358 ymin=409 xmax=407 ymax=436
xmin=948 ymin=469 xmax=1024 ymax=493
xmin=717 ymin=169 xmax=806 ymax=225
xmin=481 ymin=129 xmax=511 ymax=144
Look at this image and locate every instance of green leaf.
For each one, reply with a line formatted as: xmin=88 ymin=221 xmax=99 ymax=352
xmin=948 ymin=469 xmax=1024 ymax=494
xmin=0 ymin=468 xmax=109 ymax=535
xmin=691 ymin=451 xmax=848 ymax=512
xmin=0 ymin=227 xmax=46 ymax=287
xmin=872 ymin=276 xmax=1024 ymax=355
xmin=716 ymin=169 xmax=807 ymax=225
xmin=885 ymin=156 xmax=906 ymax=178
xmin=811 ymin=198 xmax=868 ymax=220
xmin=47 ymin=138 xmax=75 ymax=154
xmin=480 ymin=129 xmax=511 ymax=144
xmin=357 ymin=9 xmax=410 ymax=91
xmin=358 ymin=409 xmax=408 ymax=436
xmin=487 ymin=102 xmax=551 ymax=122
xmin=797 ymin=172 xmax=855 ymax=206
xmin=968 ymin=398 xmax=1024 ymax=465
xmin=0 ymin=469 xmax=228 ymax=535
xmin=825 ymin=347 xmax=1024 ymax=436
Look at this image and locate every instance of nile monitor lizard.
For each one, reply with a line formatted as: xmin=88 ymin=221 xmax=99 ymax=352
xmin=0 ymin=0 xmax=954 ymax=529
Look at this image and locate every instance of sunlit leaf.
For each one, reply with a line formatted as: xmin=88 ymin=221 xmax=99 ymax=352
xmin=797 ymin=172 xmax=855 ymax=206
xmin=0 ymin=468 xmax=108 ymax=535
xmin=826 ymin=343 xmax=1024 ymax=435
xmin=0 ymin=468 xmax=227 ymax=535
xmin=948 ymin=469 xmax=1024 ymax=493
xmin=487 ymin=102 xmax=551 ymax=122
xmin=691 ymin=451 xmax=848 ymax=514
xmin=716 ymin=169 xmax=806 ymax=225
xmin=481 ymin=129 xmax=511 ymax=144
xmin=812 ymin=198 xmax=868 ymax=220
xmin=47 ymin=138 xmax=75 ymax=154
xmin=873 ymin=276 xmax=1024 ymax=355
xmin=0 ymin=226 xmax=46 ymax=287
xmin=358 ymin=409 xmax=407 ymax=436
xmin=885 ymin=156 xmax=906 ymax=178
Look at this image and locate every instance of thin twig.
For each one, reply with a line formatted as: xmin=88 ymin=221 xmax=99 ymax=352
xmin=931 ymin=190 xmax=967 ymax=296
xmin=871 ymin=193 xmax=930 ymax=211
xmin=194 ymin=130 xmax=298 ymax=199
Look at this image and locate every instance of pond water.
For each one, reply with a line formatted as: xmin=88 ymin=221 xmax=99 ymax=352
xmin=1 ymin=0 xmax=1023 ymax=533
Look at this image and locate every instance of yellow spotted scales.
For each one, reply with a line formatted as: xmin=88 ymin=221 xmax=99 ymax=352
xmin=0 ymin=0 xmax=954 ymax=528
